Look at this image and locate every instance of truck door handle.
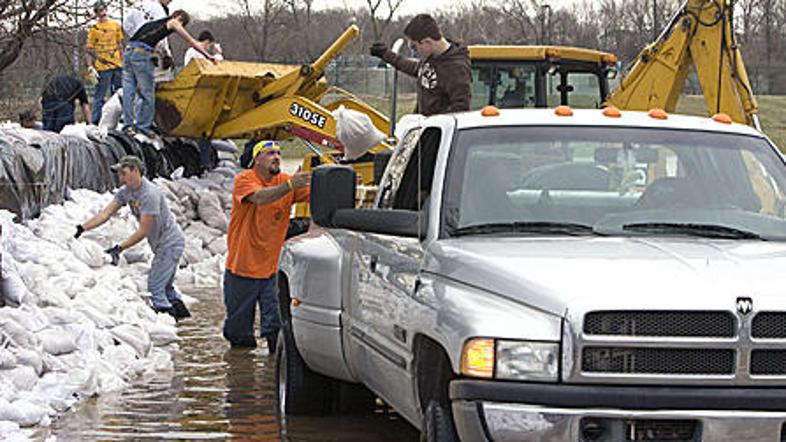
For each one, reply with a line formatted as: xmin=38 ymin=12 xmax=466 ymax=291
xmin=369 ymin=256 xmax=378 ymax=273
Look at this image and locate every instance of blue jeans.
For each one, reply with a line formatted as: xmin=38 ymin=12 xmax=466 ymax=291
xmin=92 ymin=67 xmax=122 ymax=123
xmin=148 ymin=243 xmax=184 ymax=311
xmin=122 ymin=49 xmax=155 ymax=130
xmin=222 ymin=270 xmax=281 ymax=343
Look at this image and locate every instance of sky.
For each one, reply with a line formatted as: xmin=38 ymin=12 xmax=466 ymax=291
xmin=175 ymin=0 xmax=579 ymax=21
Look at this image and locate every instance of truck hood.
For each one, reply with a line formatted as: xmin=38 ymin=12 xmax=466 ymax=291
xmin=425 ymin=236 xmax=786 ymax=315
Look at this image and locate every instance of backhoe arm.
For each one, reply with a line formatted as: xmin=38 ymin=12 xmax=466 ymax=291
xmin=606 ymin=0 xmax=759 ymax=127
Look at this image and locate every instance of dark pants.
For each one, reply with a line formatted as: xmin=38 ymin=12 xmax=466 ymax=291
xmin=222 ymin=269 xmax=281 ymax=345
xmin=41 ymin=97 xmax=75 ymax=133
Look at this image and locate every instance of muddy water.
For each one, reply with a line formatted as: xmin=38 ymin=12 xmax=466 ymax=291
xmin=36 ymin=288 xmax=418 ymax=441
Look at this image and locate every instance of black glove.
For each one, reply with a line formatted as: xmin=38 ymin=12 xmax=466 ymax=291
xmin=105 ymin=244 xmax=122 ymax=266
xmin=74 ymin=224 xmax=84 ymax=239
xmin=151 ymin=56 xmax=159 ymax=67
xmin=370 ymin=42 xmax=388 ymax=58
xmin=161 ymin=55 xmax=174 ymax=69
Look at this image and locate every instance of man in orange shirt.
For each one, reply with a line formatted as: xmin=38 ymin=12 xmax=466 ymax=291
xmin=224 ymin=141 xmax=311 ymax=349
xmin=86 ymin=1 xmax=123 ymax=125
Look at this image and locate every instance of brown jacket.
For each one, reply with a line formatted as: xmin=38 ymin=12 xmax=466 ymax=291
xmin=382 ymin=41 xmax=471 ymax=116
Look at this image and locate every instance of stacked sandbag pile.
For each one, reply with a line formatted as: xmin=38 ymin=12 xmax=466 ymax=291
xmin=0 ymin=192 xmax=182 ymax=437
xmin=0 ymin=123 xmax=219 ymax=221
xmin=157 ymin=152 xmax=239 ymax=289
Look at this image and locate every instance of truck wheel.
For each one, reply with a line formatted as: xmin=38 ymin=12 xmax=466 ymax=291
xmin=420 ymin=400 xmax=458 ymax=442
xmin=275 ymin=325 xmax=333 ymax=416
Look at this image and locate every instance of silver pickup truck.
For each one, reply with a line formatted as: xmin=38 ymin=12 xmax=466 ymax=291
xmin=275 ymin=107 xmax=786 ymax=442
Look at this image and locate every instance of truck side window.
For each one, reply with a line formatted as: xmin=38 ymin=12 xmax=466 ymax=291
xmin=392 ymin=128 xmax=442 ymax=211
xmin=379 ymin=128 xmax=423 ymax=209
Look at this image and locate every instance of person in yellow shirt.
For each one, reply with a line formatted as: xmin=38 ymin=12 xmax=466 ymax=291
xmin=86 ymin=1 xmax=123 ymax=125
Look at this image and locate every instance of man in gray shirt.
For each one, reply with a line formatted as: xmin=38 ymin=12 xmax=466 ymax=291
xmin=75 ymin=155 xmax=191 ymax=320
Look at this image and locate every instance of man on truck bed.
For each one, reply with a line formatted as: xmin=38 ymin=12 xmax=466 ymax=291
xmin=370 ymin=14 xmax=471 ymax=116
xmin=223 ymin=141 xmax=311 ymax=350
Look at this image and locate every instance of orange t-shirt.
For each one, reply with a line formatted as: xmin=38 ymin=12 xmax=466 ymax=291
xmin=225 ymin=169 xmax=310 ymax=279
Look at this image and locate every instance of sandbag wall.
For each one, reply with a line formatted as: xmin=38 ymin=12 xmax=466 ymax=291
xmin=0 ymin=126 xmax=217 ymax=220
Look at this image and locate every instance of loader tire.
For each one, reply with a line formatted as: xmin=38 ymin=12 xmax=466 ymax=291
xmin=275 ymin=324 xmax=334 ymax=416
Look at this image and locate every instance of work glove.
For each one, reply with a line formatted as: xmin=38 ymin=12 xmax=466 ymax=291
xmin=161 ymin=55 xmax=174 ymax=70
xmin=74 ymin=224 xmax=84 ymax=239
xmin=105 ymin=244 xmax=122 ymax=266
xmin=370 ymin=42 xmax=388 ymax=58
xmin=87 ymin=66 xmax=99 ymax=83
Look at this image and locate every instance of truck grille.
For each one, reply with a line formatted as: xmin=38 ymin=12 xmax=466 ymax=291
xmin=582 ymin=347 xmax=735 ymax=375
xmin=583 ymin=311 xmax=735 ymax=338
xmin=569 ymin=309 xmax=786 ymax=385
xmin=752 ymin=312 xmax=786 ymax=339
xmin=751 ymin=350 xmax=786 ymax=375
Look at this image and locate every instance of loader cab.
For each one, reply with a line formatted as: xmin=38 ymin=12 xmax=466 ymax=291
xmin=468 ymin=46 xmax=617 ymax=110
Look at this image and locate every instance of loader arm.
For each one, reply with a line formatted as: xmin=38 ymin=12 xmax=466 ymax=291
xmin=606 ymin=0 xmax=759 ymax=128
xmin=155 ymin=25 xmax=390 ymax=143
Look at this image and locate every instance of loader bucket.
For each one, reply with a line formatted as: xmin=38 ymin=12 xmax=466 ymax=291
xmin=155 ymin=60 xmax=300 ymax=138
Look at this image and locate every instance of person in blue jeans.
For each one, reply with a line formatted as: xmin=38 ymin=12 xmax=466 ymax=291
xmin=85 ymin=1 xmax=123 ymax=123
xmin=74 ymin=155 xmax=191 ymax=320
xmin=122 ymin=9 xmax=214 ymax=132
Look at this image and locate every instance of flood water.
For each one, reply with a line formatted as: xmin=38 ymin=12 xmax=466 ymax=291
xmin=35 ymin=288 xmax=419 ymax=441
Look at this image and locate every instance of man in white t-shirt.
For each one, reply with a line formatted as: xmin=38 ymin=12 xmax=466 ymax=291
xmin=184 ymin=30 xmax=223 ymax=67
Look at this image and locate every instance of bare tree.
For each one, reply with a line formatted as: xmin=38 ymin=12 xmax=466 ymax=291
xmin=0 ymin=0 xmax=89 ymax=72
xmin=237 ymin=0 xmax=284 ymax=61
xmin=365 ymin=0 xmax=405 ymax=41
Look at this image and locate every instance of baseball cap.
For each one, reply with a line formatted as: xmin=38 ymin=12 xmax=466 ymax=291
xmin=248 ymin=140 xmax=281 ymax=167
xmin=111 ymin=155 xmax=145 ymax=172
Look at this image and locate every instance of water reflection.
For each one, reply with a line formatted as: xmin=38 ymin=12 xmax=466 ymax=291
xmin=37 ymin=288 xmax=418 ymax=441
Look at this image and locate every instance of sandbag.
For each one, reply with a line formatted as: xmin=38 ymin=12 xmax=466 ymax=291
xmin=69 ymin=238 xmax=106 ymax=268
xmin=109 ymin=324 xmax=151 ymax=358
xmin=0 ymin=398 xmax=51 ymax=427
xmin=38 ymin=329 xmax=78 ymax=355
xmin=333 ymin=105 xmax=386 ymax=160
xmin=197 ymin=192 xmax=228 ymax=233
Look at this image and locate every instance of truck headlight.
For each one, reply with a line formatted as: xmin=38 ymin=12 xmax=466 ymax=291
xmin=460 ymin=338 xmax=559 ymax=382
xmin=496 ymin=341 xmax=558 ymax=381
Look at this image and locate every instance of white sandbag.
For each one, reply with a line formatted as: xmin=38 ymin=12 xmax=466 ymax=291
xmin=333 ymin=105 xmax=386 ymax=160
xmin=1 ymin=272 xmax=27 ymax=306
xmin=99 ymin=89 xmax=123 ymax=131
xmin=0 ymin=420 xmax=20 ymax=433
xmin=212 ymin=166 xmax=237 ymax=179
xmin=38 ymin=329 xmax=78 ymax=355
xmin=0 ymin=398 xmax=51 ymax=427
xmin=60 ymin=123 xmax=90 ymax=141
xmin=109 ymin=324 xmax=151 ymax=358
xmin=0 ymin=350 xmax=16 ymax=370
xmin=0 ymin=318 xmax=37 ymax=348
xmin=41 ymin=307 xmax=80 ymax=326
xmin=184 ymin=223 xmax=222 ymax=246
xmin=26 ymin=372 xmax=78 ymax=411
xmin=145 ymin=322 xmax=180 ymax=346
xmin=197 ymin=192 xmax=228 ymax=233
xmin=0 ymin=366 xmax=38 ymax=391
xmin=12 ymin=349 xmax=43 ymax=376
xmin=123 ymin=247 xmax=152 ymax=265
xmin=75 ymin=304 xmax=117 ymax=329
xmin=211 ymin=139 xmax=238 ymax=153
xmin=181 ymin=238 xmax=210 ymax=266
xmin=144 ymin=347 xmax=174 ymax=374
xmin=69 ymin=238 xmax=106 ymax=268
xmin=207 ymin=236 xmax=227 ymax=256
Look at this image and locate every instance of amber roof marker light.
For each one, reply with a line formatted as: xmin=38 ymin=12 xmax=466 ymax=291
xmin=712 ymin=113 xmax=733 ymax=124
xmin=648 ymin=108 xmax=668 ymax=120
xmin=481 ymin=105 xmax=500 ymax=117
xmin=555 ymin=105 xmax=574 ymax=117
xmin=602 ymin=106 xmax=622 ymax=118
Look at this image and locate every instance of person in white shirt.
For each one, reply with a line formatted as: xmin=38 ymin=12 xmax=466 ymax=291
xmin=184 ymin=30 xmax=224 ymax=67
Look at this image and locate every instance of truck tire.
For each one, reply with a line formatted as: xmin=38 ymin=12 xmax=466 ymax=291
xmin=275 ymin=324 xmax=333 ymax=416
xmin=420 ymin=400 xmax=458 ymax=442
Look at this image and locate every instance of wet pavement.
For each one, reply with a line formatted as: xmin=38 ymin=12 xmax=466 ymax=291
xmin=36 ymin=288 xmax=419 ymax=441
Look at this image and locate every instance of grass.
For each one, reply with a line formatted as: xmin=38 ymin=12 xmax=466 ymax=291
xmin=676 ymin=95 xmax=786 ymax=148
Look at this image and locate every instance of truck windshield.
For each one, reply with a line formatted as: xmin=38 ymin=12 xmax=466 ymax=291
xmin=443 ymin=126 xmax=786 ymax=241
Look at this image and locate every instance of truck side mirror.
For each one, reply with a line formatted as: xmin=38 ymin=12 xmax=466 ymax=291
xmin=310 ymin=165 xmax=356 ymax=227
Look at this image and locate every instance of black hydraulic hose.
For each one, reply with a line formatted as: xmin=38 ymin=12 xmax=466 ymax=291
xmin=716 ymin=0 xmax=726 ymax=114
